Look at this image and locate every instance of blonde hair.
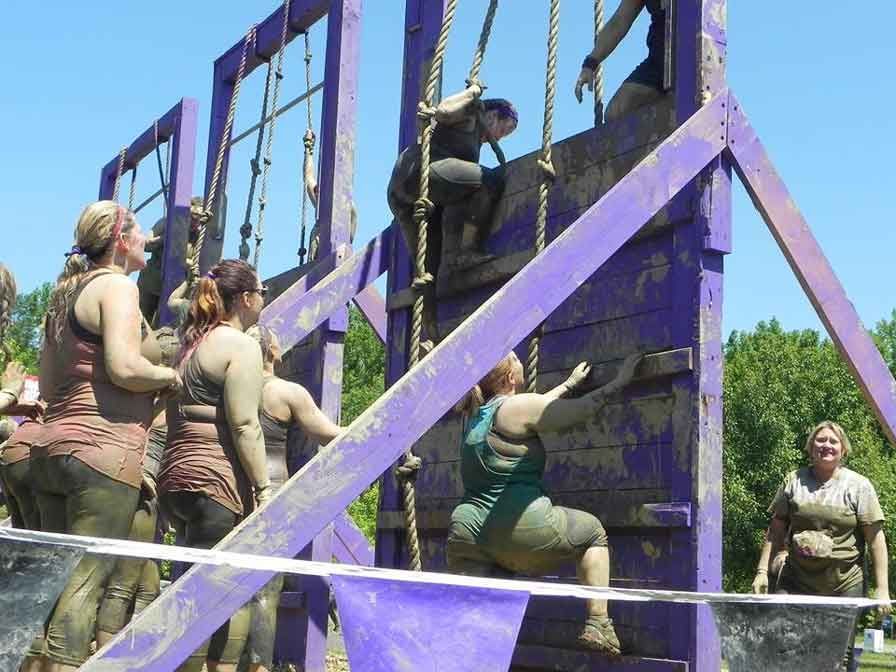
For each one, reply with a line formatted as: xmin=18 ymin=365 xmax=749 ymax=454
xmin=45 ymin=201 xmax=137 ymax=346
xmin=0 ymin=263 xmax=17 ymax=363
xmin=804 ymin=420 xmax=852 ymax=459
xmin=455 ymin=352 xmax=519 ymax=417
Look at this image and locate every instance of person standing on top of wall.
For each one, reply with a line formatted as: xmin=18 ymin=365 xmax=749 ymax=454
xmin=26 ymin=202 xmax=181 ymax=672
xmin=448 ymin=351 xmax=643 ymax=656
xmin=387 ymin=82 xmax=518 ymax=344
xmin=574 ymin=0 xmax=667 ymax=121
xmin=243 ymin=324 xmax=343 ymax=672
xmin=157 ymin=259 xmax=272 ymax=672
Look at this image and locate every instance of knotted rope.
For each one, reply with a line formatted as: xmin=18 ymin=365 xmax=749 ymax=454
xmin=192 ymin=24 xmax=256 ymax=279
xmin=240 ymin=59 xmax=275 ymax=262
xmin=593 ymin=0 xmax=605 ymax=125
xmin=153 ymin=121 xmax=170 ymax=217
xmin=526 ymin=0 xmax=560 ymax=393
xmin=112 ymin=147 xmax=128 ymax=203
xmin=298 ymin=30 xmax=315 ymax=265
xmin=252 ymin=0 xmax=292 ymax=269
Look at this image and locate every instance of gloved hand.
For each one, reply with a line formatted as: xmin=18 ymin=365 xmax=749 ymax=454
xmin=751 ymin=570 xmax=769 ymax=595
xmin=564 ymin=362 xmax=592 ymax=395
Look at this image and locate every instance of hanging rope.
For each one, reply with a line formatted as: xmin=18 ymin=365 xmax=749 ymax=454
xmin=467 ymin=0 xmax=498 ymax=85
xmin=112 ymin=147 xmax=128 ymax=203
xmin=192 ymin=24 xmax=256 ymax=279
xmin=240 ymin=60 xmax=275 ymax=262
xmin=298 ymin=30 xmax=315 ymax=265
xmin=127 ymin=165 xmax=138 ymax=211
xmin=593 ymin=0 xmax=605 ymax=125
xmin=252 ymin=0 xmax=292 ymax=269
xmin=153 ymin=122 xmax=170 ymax=216
xmin=526 ymin=0 xmax=560 ymax=393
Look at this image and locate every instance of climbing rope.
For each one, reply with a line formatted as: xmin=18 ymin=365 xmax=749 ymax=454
xmin=240 ymin=59 xmax=275 ymax=262
xmin=526 ymin=0 xmax=560 ymax=393
xmin=192 ymin=24 xmax=256 ymax=279
xmin=252 ymin=0 xmax=292 ymax=269
xmin=112 ymin=147 xmax=128 ymax=203
xmin=128 ymin=166 xmax=138 ymax=211
xmin=297 ymin=30 xmax=315 ymax=265
xmin=593 ymin=0 xmax=605 ymax=125
xmin=467 ymin=0 xmax=498 ymax=85
xmin=153 ymin=121 xmax=170 ymax=216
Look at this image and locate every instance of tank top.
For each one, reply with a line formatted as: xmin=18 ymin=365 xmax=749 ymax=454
xmin=260 ymin=377 xmax=291 ymax=491
xmin=0 ymin=417 xmax=43 ymax=466
xmin=431 ymin=107 xmax=484 ymax=164
xmin=451 ymin=396 xmax=547 ymax=540
xmin=645 ymin=0 xmax=666 ymax=66
xmin=34 ymin=270 xmax=161 ymax=487
xmin=158 ymin=335 xmax=253 ymax=517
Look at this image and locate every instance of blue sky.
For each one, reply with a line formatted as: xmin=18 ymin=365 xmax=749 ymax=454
xmin=1 ymin=2 xmax=893 ymax=338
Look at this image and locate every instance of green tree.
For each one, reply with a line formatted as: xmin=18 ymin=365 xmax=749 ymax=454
xmin=342 ymin=306 xmax=386 ymax=542
xmin=722 ymin=318 xmax=896 ymax=593
xmin=3 ymin=282 xmax=52 ymax=373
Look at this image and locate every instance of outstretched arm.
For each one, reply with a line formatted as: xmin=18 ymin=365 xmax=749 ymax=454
xmin=287 ymin=381 xmax=342 ymax=445
xmin=575 ymin=0 xmax=646 ymax=102
xmin=497 ymin=354 xmax=642 ymax=436
xmin=303 ymin=129 xmax=319 ymax=207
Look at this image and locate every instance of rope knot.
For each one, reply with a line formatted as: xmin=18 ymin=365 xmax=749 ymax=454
xmin=394 ymin=454 xmax=422 ymax=482
xmin=412 ymin=197 xmax=435 ymax=225
xmin=239 ymin=223 xmax=253 ymax=239
xmin=303 ymin=129 xmax=316 ymax=151
xmin=537 ymin=158 xmax=556 ymax=183
xmin=411 ymin=272 xmax=434 ymax=291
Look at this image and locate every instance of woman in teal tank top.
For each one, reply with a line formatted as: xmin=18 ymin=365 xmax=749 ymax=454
xmin=448 ymin=351 xmax=642 ymax=656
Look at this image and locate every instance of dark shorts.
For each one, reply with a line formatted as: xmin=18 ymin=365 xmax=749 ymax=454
xmin=447 ymin=502 xmax=607 ymax=577
xmin=625 ymin=54 xmax=664 ymax=91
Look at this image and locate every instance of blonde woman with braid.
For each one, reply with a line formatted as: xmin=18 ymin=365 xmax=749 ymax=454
xmin=448 ymin=351 xmax=642 ymax=655
xmin=26 ymin=202 xmax=181 ymax=672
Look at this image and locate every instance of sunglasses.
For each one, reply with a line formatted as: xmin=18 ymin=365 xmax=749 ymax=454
xmin=246 ymin=285 xmax=269 ymax=297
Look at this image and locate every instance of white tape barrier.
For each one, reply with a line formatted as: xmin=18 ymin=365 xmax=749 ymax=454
xmin=0 ymin=526 xmax=886 ymax=610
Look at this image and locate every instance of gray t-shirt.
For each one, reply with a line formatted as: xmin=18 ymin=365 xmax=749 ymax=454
xmin=769 ymin=466 xmax=885 ymax=593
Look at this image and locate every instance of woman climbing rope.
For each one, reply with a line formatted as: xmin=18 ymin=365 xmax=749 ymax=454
xmin=574 ymin=0 xmax=667 ymax=121
xmin=25 ymin=202 xmax=180 ymax=672
xmin=243 ymin=324 xmax=343 ymax=672
xmin=157 ymin=259 xmax=272 ymax=672
xmin=387 ymin=84 xmax=517 ymax=343
xmin=95 ymin=327 xmax=180 ymax=647
xmin=447 ymin=351 xmax=643 ymax=655
xmin=751 ymin=421 xmax=890 ymax=667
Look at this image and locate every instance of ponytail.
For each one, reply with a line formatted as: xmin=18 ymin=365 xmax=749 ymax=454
xmin=45 ymin=201 xmax=136 ymax=347
xmin=178 ymin=259 xmax=259 ymax=363
xmin=454 ymin=352 xmax=519 ymax=418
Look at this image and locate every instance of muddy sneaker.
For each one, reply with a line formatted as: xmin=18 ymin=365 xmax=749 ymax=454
xmin=576 ymin=617 xmax=621 ymax=655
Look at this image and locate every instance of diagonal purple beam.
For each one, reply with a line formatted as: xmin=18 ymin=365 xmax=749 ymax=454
xmin=352 ymin=285 xmax=387 ymax=344
xmin=725 ymin=95 xmax=896 ymax=445
xmin=333 ymin=512 xmax=374 ymax=566
xmin=259 ymin=226 xmax=393 ymax=352
xmin=83 ymin=93 xmax=728 ymax=672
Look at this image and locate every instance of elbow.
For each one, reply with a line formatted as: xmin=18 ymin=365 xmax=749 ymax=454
xmin=230 ymin=417 xmax=262 ymax=443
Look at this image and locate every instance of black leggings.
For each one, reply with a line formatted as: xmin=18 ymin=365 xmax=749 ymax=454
xmin=160 ymin=490 xmax=249 ymax=670
xmin=0 ymin=459 xmax=40 ymax=530
xmin=30 ymin=454 xmax=139 ymax=666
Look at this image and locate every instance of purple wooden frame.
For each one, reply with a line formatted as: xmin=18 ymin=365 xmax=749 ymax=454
xmin=98 ymin=98 xmax=199 ymax=326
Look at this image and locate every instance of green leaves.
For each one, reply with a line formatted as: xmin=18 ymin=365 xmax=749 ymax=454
xmin=2 ymin=283 xmax=52 ymax=373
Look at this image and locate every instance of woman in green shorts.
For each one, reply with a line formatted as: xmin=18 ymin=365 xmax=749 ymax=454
xmin=448 ymin=350 xmax=642 ymax=656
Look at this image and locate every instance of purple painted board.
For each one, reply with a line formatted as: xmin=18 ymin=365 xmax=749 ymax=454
xmin=331 ymin=575 xmax=529 ymax=672
xmin=352 ymin=285 xmax=387 ymax=344
xmin=333 ymin=513 xmax=374 ymax=566
xmin=260 ymin=227 xmax=393 ymax=353
xmin=84 ymin=96 xmax=728 ymax=672
xmin=726 ymin=95 xmax=896 ymax=446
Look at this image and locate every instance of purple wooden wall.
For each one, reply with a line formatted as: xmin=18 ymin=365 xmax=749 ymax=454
xmin=377 ymin=1 xmax=727 ymax=670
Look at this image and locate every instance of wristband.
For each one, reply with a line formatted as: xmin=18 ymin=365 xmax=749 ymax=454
xmin=582 ymin=55 xmax=600 ymax=71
